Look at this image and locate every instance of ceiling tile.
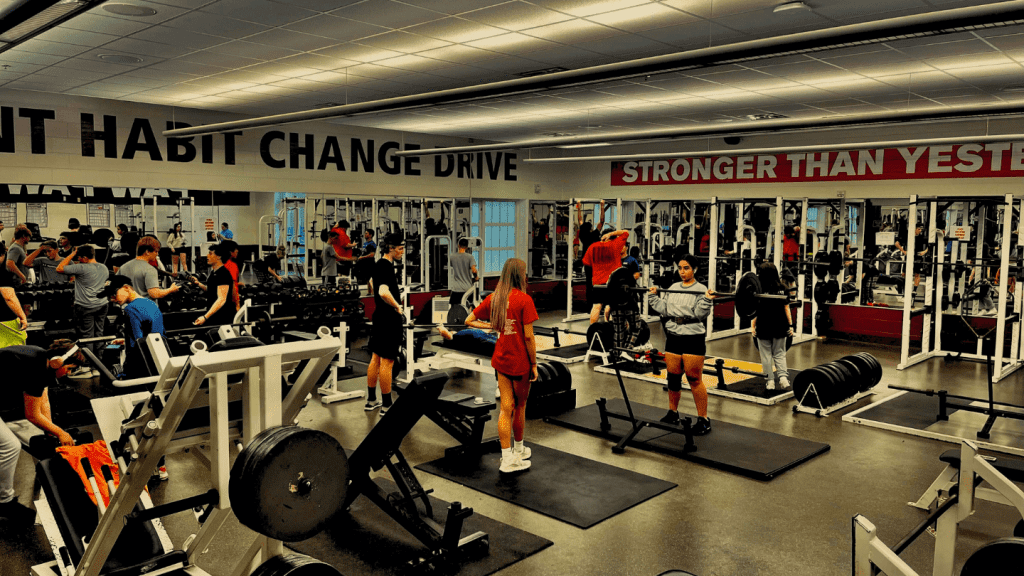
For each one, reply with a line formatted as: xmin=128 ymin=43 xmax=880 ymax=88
xmin=130 ymin=26 xmax=231 ymax=49
xmin=636 ymin=20 xmax=712 ymax=48
xmin=301 ymin=70 xmax=365 ymax=83
xmin=404 ymin=17 xmax=507 ymax=43
xmin=280 ymin=52 xmax=360 ymax=70
xmin=847 ymin=60 xmax=934 ymax=77
xmin=162 ymin=12 xmax=271 ymax=38
xmin=34 ymin=67 xmax=114 ymax=82
xmin=587 ymin=3 xmax=701 ymax=32
xmin=61 ymin=12 xmax=154 ymax=36
xmin=0 ymin=66 xmax=45 ymax=80
xmin=204 ymin=41 xmax=299 ymax=60
xmin=891 ymin=39 xmax=995 ymax=59
xmin=924 ymin=52 xmax=1013 ymax=70
xmin=240 ymin=62 xmax=326 ymax=78
xmin=51 ymin=58 xmax=137 ymax=75
xmin=245 ymin=28 xmax=341 ymax=51
xmin=332 ymin=0 xmax=445 ymax=28
xmin=461 ymin=2 xmax=573 ymax=31
xmin=201 ymin=0 xmax=320 ymax=26
xmin=13 ymin=40 xmax=93 ymax=58
xmin=374 ymin=54 xmax=455 ymax=71
xmin=206 ymin=69 xmax=292 ymax=83
xmin=176 ymin=50 xmax=263 ymax=68
xmin=469 ymin=56 xmax=547 ymax=74
xmin=343 ymin=62 xmax=408 ymax=78
xmin=416 ymin=44 xmax=498 ymax=63
xmin=102 ymin=38 xmax=195 ymax=59
xmin=89 ymin=76 xmax=172 ymax=89
xmin=264 ymin=0 xmax=364 ymax=12
xmin=396 ymin=0 xmax=509 ymax=15
xmin=520 ymin=18 xmax=621 ymax=43
xmin=283 ymin=15 xmax=391 ymax=41
xmin=94 ymin=0 xmax=192 ymax=24
xmin=356 ymin=31 xmax=452 ymax=52
xmin=34 ymin=28 xmax=121 ymax=48
xmin=0 ymin=51 xmax=67 ymax=66
xmin=985 ymin=34 xmax=1024 ymax=52
xmin=467 ymin=32 xmax=565 ymax=56
xmin=528 ymin=0 xmax=653 ymax=18
xmin=148 ymin=59 xmax=231 ymax=75
xmin=268 ymin=77 xmax=337 ymax=91
xmin=523 ymin=44 xmax=604 ymax=66
xmin=121 ymin=68 xmax=200 ymax=81
xmin=812 ymin=0 xmax=930 ymax=23
xmin=573 ymin=32 xmax=672 ymax=57
xmin=755 ymin=60 xmax=844 ymax=79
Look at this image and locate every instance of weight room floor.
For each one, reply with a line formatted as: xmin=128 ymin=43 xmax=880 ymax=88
xmin=4 ymin=309 xmax=1024 ymax=576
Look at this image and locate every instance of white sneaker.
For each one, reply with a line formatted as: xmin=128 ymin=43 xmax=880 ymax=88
xmin=495 ymin=385 xmax=500 ymax=399
xmin=499 ymin=453 xmax=531 ymax=474
xmin=779 ymin=378 xmax=791 ymax=390
xmin=363 ymin=399 xmax=382 ymax=411
xmin=515 ymin=445 xmax=531 ymax=460
xmin=69 ymin=367 xmax=94 ymax=379
xmin=766 ymin=380 xmax=776 ymax=391
xmin=633 ymin=342 xmax=654 ymax=352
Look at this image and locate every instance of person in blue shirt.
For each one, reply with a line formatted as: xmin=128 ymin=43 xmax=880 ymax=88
xmin=101 ymin=276 xmax=165 ymax=379
xmin=622 ymin=245 xmax=641 ymax=275
xmin=216 ymin=222 xmax=234 ymax=242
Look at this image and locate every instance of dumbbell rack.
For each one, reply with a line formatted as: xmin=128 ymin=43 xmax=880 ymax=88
xmin=32 ymin=331 xmax=341 ymax=576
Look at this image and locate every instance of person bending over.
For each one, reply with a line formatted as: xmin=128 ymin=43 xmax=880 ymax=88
xmin=191 ymin=244 xmax=236 ymax=327
xmin=365 ymin=233 xmax=405 ymax=415
xmin=647 ymin=254 xmax=713 ymax=435
xmin=102 ymin=276 xmax=165 ymax=379
xmin=449 ymin=238 xmax=479 ymax=309
xmin=0 ymin=340 xmax=86 ymax=523
xmin=751 ymin=263 xmax=793 ymax=391
xmin=261 ymin=246 xmax=285 ymax=282
xmin=57 ymin=246 xmax=110 ymax=379
xmin=0 ymin=270 xmax=28 ymax=348
xmin=119 ymin=241 xmax=180 ymax=301
xmin=582 ymin=229 xmax=630 ymax=324
xmin=464 ymin=258 xmax=538 ymax=474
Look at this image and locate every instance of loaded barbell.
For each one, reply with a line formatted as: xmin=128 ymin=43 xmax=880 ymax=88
xmin=629 ymin=272 xmax=792 ymax=320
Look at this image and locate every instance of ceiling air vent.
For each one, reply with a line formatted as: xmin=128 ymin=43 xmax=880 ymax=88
xmin=98 ymin=54 xmax=143 ymax=64
xmin=745 ymin=113 xmax=789 ymax=121
xmin=517 ymin=67 xmax=568 ymax=78
xmin=103 ymin=4 xmax=158 ymax=16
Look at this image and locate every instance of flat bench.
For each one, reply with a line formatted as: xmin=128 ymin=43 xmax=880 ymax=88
xmin=910 ymin=449 xmax=1024 ymax=510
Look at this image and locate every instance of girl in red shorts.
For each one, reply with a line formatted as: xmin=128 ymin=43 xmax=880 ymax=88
xmin=465 ymin=258 xmax=539 ymax=474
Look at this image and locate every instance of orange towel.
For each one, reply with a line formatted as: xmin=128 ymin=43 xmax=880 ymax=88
xmin=56 ymin=441 xmax=119 ymax=507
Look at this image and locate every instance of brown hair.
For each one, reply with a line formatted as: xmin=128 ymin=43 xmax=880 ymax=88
xmin=490 ymin=258 xmax=527 ymax=335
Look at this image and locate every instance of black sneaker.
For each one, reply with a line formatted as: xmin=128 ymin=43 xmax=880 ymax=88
xmin=0 ymin=499 xmax=36 ymax=525
xmin=659 ymin=410 xmax=680 ymax=425
xmin=692 ymin=417 xmax=712 ymax=436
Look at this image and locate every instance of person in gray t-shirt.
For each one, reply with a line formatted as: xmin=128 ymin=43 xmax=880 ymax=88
xmin=449 ymin=238 xmax=479 ymax=307
xmin=322 ymin=233 xmax=339 ymax=285
xmin=5 ymin=228 xmax=30 ymax=284
xmin=119 ymin=257 xmax=161 ymax=299
xmin=57 ymin=246 xmax=110 ymax=366
xmin=24 ymin=242 xmax=66 ymax=284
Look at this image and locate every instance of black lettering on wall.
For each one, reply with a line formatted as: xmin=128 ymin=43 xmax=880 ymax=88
xmin=260 ymin=131 xmax=286 ymax=169
xmin=403 ymin=143 xmax=421 ymax=176
xmin=290 ymin=132 xmax=314 ymax=170
xmin=485 ymin=152 xmax=502 ymax=180
xmin=223 ymin=132 xmax=241 ymax=165
xmin=80 ymin=113 xmax=118 ymax=158
xmin=122 ymin=118 xmax=163 ymax=161
xmin=0 ymin=107 xmax=13 ymax=154
xmin=201 ymin=135 xmax=213 ymax=164
xmin=435 ymin=154 xmax=454 ymax=177
xmin=504 ymin=152 xmax=518 ymax=181
xmin=18 ymin=108 xmax=54 ymax=155
xmin=457 ymin=153 xmax=473 ymax=179
xmin=351 ymin=138 xmax=374 ymax=173
xmin=318 ymin=136 xmax=346 ymax=171
xmin=166 ymin=121 xmax=196 ymax=163
xmin=476 ymin=152 xmax=483 ymax=180
xmin=379 ymin=141 xmax=401 ymax=175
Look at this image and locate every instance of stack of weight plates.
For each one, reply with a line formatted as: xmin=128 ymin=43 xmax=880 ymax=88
xmin=792 ymin=353 xmax=882 ymax=409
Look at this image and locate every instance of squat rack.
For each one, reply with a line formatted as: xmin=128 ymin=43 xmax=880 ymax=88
xmin=564 ymin=197 xmax=623 ymax=323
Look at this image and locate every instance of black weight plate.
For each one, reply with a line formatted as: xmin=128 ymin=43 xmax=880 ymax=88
xmin=952 ymin=292 xmax=962 ymax=308
xmin=828 ymin=250 xmax=843 ymax=275
xmin=959 ymin=537 xmax=1024 ymax=576
xmin=829 ymin=361 xmax=856 ymax=400
xmin=826 ymin=279 xmax=840 ymax=302
xmin=813 ymin=251 xmax=830 ymax=279
xmin=230 ymin=426 xmax=348 ymax=542
xmin=814 ymin=282 xmax=828 ymax=305
xmin=635 ymin=321 xmax=651 ymax=346
xmin=816 ymin=364 xmax=842 ymax=408
xmin=841 ymin=355 xmax=873 ymax=392
xmin=251 ymin=553 xmax=342 ymax=576
xmin=447 ymin=303 xmax=469 ymax=326
xmin=857 ymin=352 xmax=882 ymax=387
xmin=537 ymin=362 xmax=555 ymax=385
xmin=587 ymin=323 xmax=614 ymax=351
xmin=734 ymin=272 xmax=761 ymax=320
xmin=549 ymin=362 xmax=573 ymax=393
xmin=1016 ymin=520 xmax=1024 ymax=538
xmin=942 ymin=266 xmax=952 ymax=283
xmin=792 ymin=366 xmax=825 ymax=409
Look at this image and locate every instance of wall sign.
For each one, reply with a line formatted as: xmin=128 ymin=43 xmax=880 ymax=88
xmin=610 ymin=143 xmax=1024 ymax=186
xmin=0 ymin=184 xmax=250 ymax=206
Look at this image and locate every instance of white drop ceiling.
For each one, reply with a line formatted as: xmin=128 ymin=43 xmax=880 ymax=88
xmin=1 ymin=0 xmax=1024 ymax=142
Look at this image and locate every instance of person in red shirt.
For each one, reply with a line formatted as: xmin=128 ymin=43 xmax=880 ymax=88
xmin=581 ymin=229 xmax=629 ymax=324
xmin=330 ymin=220 xmax=357 ymax=277
xmin=220 ymin=240 xmax=241 ymax=312
xmin=465 ymin=258 xmax=538 ymax=474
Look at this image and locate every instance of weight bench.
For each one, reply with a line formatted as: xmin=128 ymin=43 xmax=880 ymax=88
xmin=909 ymin=449 xmax=1024 ymax=511
xmin=393 ymin=377 xmax=499 ymax=459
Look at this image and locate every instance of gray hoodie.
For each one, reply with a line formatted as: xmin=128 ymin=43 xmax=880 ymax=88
xmin=648 ymin=281 xmax=713 ymax=336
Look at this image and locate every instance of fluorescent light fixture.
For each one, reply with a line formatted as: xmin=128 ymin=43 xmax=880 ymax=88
xmin=773 ymin=2 xmax=812 ymax=13
xmin=0 ymin=0 xmax=100 ymax=48
xmin=558 ymin=142 xmax=612 ymax=149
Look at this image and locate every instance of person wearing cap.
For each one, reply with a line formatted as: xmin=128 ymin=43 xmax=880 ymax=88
xmin=606 ymin=258 xmax=645 ymax=350
xmin=0 ymin=339 xmax=84 ymax=524
xmin=102 ymin=276 xmax=165 ymax=379
xmin=57 ymin=246 xmax=110 ymax=379
xmin=364 ymin=232 xmax=405 ymax=415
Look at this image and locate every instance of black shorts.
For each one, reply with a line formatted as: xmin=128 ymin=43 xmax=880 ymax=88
xmin=369 ymin=313 xmax=403 ymax=360
xmin=590 ymin=285 xmax=608 ymax=307
xmin=664 ymin=333 xmax=707 ymax=357
xmin=174 ymin=247 xmax=189 ymax=256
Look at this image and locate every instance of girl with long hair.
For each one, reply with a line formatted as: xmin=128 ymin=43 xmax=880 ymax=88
xmin=751 ymin=262 xmax=794 ymax=391
xmin=464 ymin=258 xmax=539 ymax=474
xmin=167 ymin=222 xmax=188 ymax=275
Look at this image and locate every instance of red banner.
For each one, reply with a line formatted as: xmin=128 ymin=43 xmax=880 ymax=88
xmin=610 ymin=143 xmax=1024 ymax=186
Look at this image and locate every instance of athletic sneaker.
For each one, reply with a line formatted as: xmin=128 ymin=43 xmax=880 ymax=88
xmin=766 ymin=380 xmax=776 ymax=391
xmin=632 ymin=342 xmax=654 ymax=352
xmin=379 ymin=404 xmax=390 ymax=415
xmin=153 ymin=466 xmax=168 ymax=481
xmin=363 ymin=399 xmax=382 ymax=411
xmin=515 ymin=444 xmax=531 ymax=460
xmin=778 ymin=378 xmax=791 ymax=390
xmin=0 ymin=498 xmax=36 ymax=525
xmin=692 ymin=417 xmax=712 ymax=436
xmin=659 ymin=410 xmax=680 ymax=425
xmin=499 ymin=453 xmax=531 ymax=474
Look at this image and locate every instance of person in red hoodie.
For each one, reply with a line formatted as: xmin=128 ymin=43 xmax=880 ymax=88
xmin=465 ymin=258 xmax=538 ymax=475
xmin=582 ymin=229 xmax=630 ymax=324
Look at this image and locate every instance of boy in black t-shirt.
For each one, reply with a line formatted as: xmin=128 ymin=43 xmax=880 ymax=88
xmin=366 ymin=233 xmax=405 ymax=415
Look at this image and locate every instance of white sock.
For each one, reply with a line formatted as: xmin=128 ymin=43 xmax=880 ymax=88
xmin=502 ymin=447 xmax=513 ymax=461
xmin=514 ymin=440 xmax=524 ymax=452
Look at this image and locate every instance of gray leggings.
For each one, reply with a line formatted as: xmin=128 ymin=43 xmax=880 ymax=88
xmin=757 ymin=337 xmax=789 ymax=383
xmin=0 ymin=416 xmax=21 ymax=503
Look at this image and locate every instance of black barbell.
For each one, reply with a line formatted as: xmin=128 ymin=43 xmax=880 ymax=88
xmin=633 ymin=272 xmax=791 ymax=320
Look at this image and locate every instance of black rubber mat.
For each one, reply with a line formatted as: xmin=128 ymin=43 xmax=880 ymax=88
xmin=537 ymin=342 xmax=591 ymax=358
xmin=722 ymin=368 xmax=802 ymax=399
xmin=547 ymin=400 xmax=830 ymax=481
xmin=416 ymin=443 xmax=676 ymax=528
xmin=847 ymin=392 xmax=951 ymax=430
xmin=288 ymin=478 xmax=552 ymax=576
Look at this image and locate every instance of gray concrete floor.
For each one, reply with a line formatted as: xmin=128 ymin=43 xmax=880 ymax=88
xmin=5 ymin=307 xmax=1024 ymax=576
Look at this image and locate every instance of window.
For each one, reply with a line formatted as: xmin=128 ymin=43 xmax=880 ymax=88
xmin=0 ymin=203 xmax=15 ymax=227
xmin=483 ymin=200 xmax=515 ymax=275
xmin=848 ymin=206 xmax=858 ymax=247
xmin=26 ymin=203 xmax=47 ymax=228
xmin=274 ymin=192 xmax=305 ymax=254
xmin=88 ymin=204 xmax=111 ymax=229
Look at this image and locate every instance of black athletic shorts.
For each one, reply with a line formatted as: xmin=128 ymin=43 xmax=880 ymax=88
xmin=173 ymin=247 xmax=189 ymax=256
xmin=590 ymin=285 xmax=608 ymax=307
xmin=664 ymin=332 xmax=707 ymax=357
xmin=369 ymin=312 xmax=403 ymax=360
